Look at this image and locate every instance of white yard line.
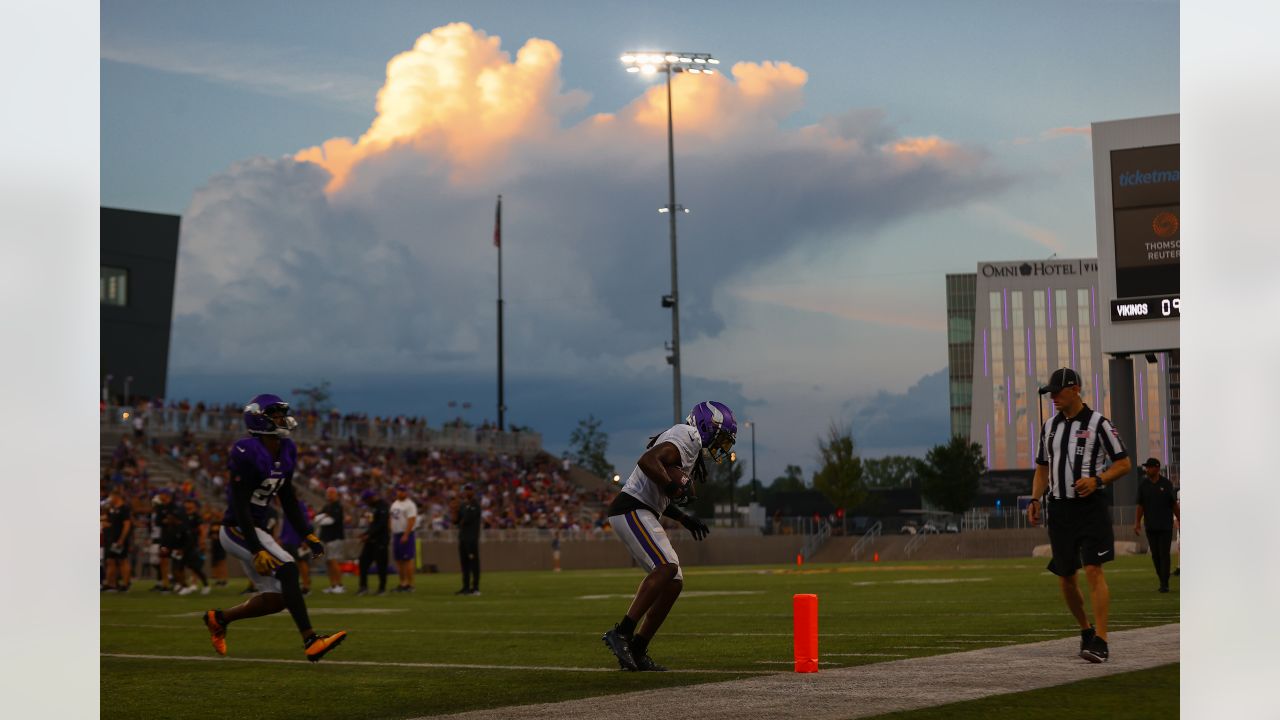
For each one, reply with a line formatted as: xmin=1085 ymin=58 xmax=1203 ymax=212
xmin=417 ymin=624 xmax=1180 ymax=720
xmin=100 ymin=653 xmax=773 ymax=675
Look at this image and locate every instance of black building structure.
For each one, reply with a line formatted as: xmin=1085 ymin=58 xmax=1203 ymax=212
xmin=101 ymin=207 xmax=179 ymax=404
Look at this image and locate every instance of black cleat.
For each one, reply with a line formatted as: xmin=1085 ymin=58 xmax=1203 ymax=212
xmin=602 ymin=627 xmax=638 ymax=671
xmin=1080 ymin=635 xmax=1109 ymax=663
xmin=635 ymin=654 xmax=668 ymax=671
xmin=1080 ymin=625 xmax=1096 ymax=653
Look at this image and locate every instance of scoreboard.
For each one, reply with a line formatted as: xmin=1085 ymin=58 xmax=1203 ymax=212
xmin=1092 ymin=115 xmax=1179 ymax=355
xmin=1109 ymin=143 xmax=1179 ymax=317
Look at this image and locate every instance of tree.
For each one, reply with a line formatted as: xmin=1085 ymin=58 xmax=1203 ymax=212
xmin=291 ymin=380 xmax=333 ymax=412
xmin=919 ymin=435 xmax=985 ymax=513
xmin=863 ymin=455 xmax=928 ymax=489
xmin=568 ymin=415 xmax=614 ymax=480
xmin=811 ymin=422 xmax=867 ymax=512
xmin=770 ymin=464 xmax=807 ymax=492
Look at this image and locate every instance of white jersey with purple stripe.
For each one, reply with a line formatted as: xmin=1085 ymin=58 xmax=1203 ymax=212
xmin=619 ymin=423 xmax=703 ymax=516
xmin=221 ymin=436 xmax=298 ymax=529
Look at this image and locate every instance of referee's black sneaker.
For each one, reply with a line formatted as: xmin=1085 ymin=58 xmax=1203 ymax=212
xmin=1080 ymin=635 xmax=1109 ymax=663
xmin=1080 ymin=625 xmax=1096 ymax=653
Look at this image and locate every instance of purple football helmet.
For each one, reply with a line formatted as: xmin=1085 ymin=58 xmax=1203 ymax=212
xmin=685 ymin=401 xmax=738 ymax=464
xmin=243 ymin=393 xmax=298 ymax=437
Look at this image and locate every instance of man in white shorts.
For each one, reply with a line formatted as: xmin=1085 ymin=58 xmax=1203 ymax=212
xmin=315 ymin=487 xmax=347 ymax=593
xmin=601 ymin=401 xmax=734 ymax=671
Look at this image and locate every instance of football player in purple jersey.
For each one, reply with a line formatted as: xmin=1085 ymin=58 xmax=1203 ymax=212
xmin=201 ymin=394 xmax=347 ymax=662
xmin=600 ymin=401 xmax=730 ymax=671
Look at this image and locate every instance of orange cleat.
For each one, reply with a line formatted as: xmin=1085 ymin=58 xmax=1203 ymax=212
xmin=304 ymin=631 xmax=348 ymax=663
xmin=203 ymin=610 xmax=227 ymax=656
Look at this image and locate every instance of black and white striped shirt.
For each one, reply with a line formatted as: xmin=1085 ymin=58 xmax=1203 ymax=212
xmin=1036 ymin=404 xmax=1128 ymax=500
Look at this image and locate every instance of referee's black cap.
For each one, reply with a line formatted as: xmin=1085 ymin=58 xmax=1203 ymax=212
xmin=1039 ymin=367 xmax=1081 ymax=395
xmin=1142 ymin=457 xmax=1162 ymax=468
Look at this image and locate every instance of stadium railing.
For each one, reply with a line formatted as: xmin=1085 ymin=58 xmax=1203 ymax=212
xmin=962 ymin=504 xmax=1142 ymax=530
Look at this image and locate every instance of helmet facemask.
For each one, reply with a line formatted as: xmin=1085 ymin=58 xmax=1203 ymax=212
xmin=705 ymin=428 xmax=736 ymax=464
xmin=244 ymin=395 xmax=298 ymax=437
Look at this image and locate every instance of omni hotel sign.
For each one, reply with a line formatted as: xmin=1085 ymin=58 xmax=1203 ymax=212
xmin=980 ymin=259 xmax=1099 ymax=278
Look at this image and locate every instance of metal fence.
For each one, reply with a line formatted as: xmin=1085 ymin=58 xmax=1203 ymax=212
xmin=101 ymin=404 xmax=543 ymax=455
xmin=964 ymin=504 xmax=1142 ymax=530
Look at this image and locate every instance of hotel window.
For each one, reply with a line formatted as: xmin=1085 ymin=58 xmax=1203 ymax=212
xmin=1033 ymin=292 xmax=1048 ymax=391
xmin=1012 ymin=293 xmax=1029 ymax=466
xmin=948 ymin=316 xmax=973 ymax=343
xmin=1077 ymin=289 xmax=1092 ymax=401
xmin=990 ymin=292 xmax=1006 ymax=466
xmin=1054 ymin=290 xmax=1069 ymax=371
xmin=101 ymin=266 xmax=128 ymax=306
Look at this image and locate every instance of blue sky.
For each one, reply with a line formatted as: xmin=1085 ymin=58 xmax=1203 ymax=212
xmin=100 ymin=0 xmax=1178 ymax=481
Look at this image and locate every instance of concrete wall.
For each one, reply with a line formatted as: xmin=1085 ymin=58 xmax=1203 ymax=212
xmin=214 ymin=528 xmax=1166 ymax=579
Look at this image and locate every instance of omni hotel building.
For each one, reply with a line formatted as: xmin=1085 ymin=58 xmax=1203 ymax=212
xmin=946 ymin=258 xmax=1175 ymax=476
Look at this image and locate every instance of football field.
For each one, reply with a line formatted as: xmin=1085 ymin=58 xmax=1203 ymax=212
xmin=100 ymin=556 xmax=1179 ymax=719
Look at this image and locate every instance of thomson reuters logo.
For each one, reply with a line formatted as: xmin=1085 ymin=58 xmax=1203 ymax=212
xmin=1152 ymin=212 xmax=1179 ymax=238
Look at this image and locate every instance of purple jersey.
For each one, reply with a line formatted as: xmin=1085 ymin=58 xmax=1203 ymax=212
xmin=222 ymin=436 xmax=298 ymax=529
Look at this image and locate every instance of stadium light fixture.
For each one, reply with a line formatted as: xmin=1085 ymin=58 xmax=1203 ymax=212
xmin=620 ymin=48 xmax=718 ymax=424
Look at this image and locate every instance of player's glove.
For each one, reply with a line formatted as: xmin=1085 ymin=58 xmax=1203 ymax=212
xmin=305 ymin=533 xmax=325 ymax=558
xmin=109 ymin=542 xmax=123 ymax=554
xmin=252 ymin=550 xmax=284 ymax=575
xmin=680 ymin=515 xmax=710 ymax=541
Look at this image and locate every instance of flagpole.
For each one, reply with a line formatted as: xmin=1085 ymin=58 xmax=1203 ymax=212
xmin=495 ymin=195 xmax=505 ymax=433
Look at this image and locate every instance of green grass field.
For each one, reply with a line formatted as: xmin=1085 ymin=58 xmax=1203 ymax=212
xmin=100 ymin=555 xmax=1179 ymax=719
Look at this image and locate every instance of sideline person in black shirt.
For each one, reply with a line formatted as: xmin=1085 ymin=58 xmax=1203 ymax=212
xmin=454 ymin=483 xmax=482 ymax=595
xmin=1134 ymin=458 xmax=1179 ymax=593
xmin=357 ymin=489 xmax=390 ymax=596
xmin=103 ymin=491 xmax=133 ymax=591
xmin=174 ymin=498 xmax=210 ymax=595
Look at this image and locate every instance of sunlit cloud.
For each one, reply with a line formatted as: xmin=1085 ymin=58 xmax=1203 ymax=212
xmin=174 ymin=21 xmax=1008 ymax=398
xmin=296 ymin=23 xmax=588 ymax=190
xmin=1042 ymin=125 xmax=1091 ymax=139
xmin=971 ymin=202 xmax=1066 ymax=255
xmin=1011 ymin=124 xmax=1093 ymax=145
xmin=732 ymin=285 xmax=946 ymax=333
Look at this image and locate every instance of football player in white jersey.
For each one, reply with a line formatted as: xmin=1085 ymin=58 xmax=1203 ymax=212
xmin=601 ymin=401 xmax=735 ymax=671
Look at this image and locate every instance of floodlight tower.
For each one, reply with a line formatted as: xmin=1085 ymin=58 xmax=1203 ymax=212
xmin=620 ymin=50 xmax=719 ymax=425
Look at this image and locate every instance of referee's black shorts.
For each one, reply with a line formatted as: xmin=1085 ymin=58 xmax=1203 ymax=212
xmin=1045 ymin=495 xmax=1114 ymax=577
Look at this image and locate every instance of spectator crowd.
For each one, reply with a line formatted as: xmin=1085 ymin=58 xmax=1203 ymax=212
xmin=101 ymin=398 xmax=614 ymax=591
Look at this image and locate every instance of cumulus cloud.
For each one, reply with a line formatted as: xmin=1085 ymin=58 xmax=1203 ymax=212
xmin=171 ymin=22 xmax=1009 ymax=406
xmin=843 ymin=369 xmax=950 ymax=456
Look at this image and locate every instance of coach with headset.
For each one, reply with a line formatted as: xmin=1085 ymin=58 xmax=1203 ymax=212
xmin=1027 ymin=367 xmax=1131 ymax=664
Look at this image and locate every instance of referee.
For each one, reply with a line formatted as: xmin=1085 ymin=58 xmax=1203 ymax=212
xmin=1026 ymin=367 xmax=1132 ymax=664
